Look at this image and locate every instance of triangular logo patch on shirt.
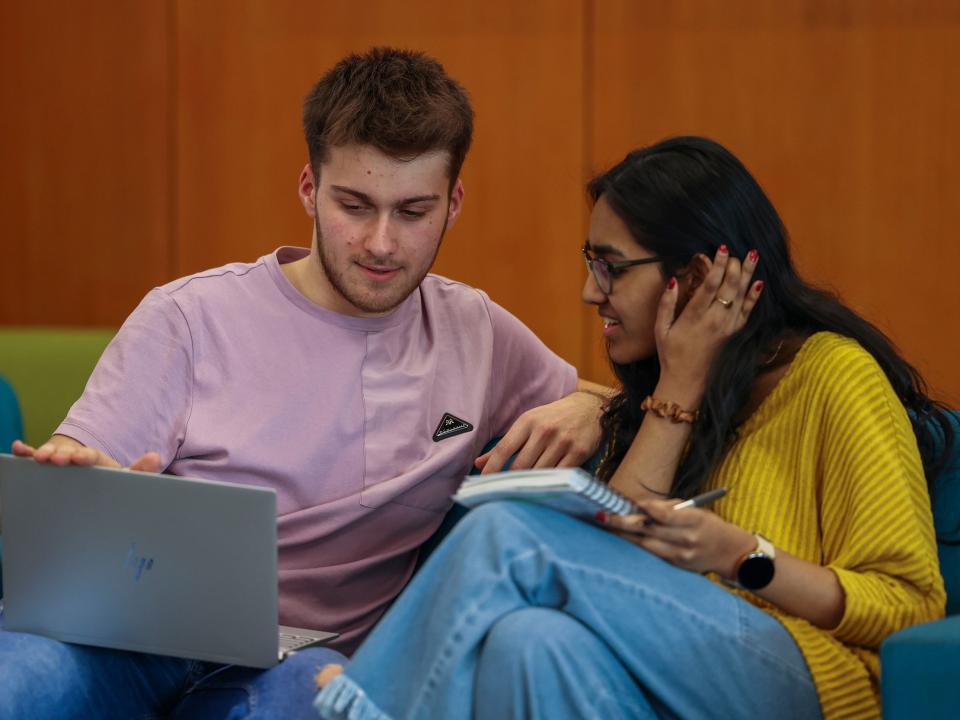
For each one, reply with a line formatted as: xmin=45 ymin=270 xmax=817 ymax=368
xmin=432 ymin=412 xmax=474 ymax=442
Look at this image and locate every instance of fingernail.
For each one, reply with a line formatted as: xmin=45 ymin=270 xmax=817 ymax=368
xmin=748 ymin=249 xmax=759 ymax=263
xmin=718 ymin=244 xmax=728 ymax=255
xmin=667 ymin=276 xmax=677 ymax=290
xmin=595 ymin=511 xmax=608 ymax=523
xmin=755 ymin=280 xmax=765 ymax=293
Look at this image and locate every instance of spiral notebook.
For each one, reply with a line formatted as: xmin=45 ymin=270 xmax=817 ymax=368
xmin=452 ymin=468 xmax=636 ymax=519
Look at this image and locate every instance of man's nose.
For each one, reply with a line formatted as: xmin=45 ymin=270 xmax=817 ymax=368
xmin=365 ymin=214 xmax=397 ymax=257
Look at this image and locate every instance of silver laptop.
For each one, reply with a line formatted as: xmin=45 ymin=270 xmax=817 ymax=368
xmin=0 ymin=454 xmax=337 ymax=668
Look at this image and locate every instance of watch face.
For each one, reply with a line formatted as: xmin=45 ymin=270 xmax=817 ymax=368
xmin=738 ymin=553 xmax=775 ymax=590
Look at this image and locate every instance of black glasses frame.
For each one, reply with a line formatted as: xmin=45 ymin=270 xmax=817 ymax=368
xmin=582 ymin=244 xmax=674 ymax=294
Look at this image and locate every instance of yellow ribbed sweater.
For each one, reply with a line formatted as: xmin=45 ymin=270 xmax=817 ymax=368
xmin=704 ymin=332 xmax=944 ymax=719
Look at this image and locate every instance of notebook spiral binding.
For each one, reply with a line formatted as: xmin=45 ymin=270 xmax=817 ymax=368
xmin=581 ymin=479 xmax=636 ymax=515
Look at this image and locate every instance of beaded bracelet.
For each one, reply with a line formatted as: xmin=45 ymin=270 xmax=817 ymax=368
xmin=641 ymin=395 xmax=700 ymax=424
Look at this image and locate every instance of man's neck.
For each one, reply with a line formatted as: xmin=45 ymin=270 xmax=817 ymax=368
xmin=280 ymin=251 xmax=332 ymax=309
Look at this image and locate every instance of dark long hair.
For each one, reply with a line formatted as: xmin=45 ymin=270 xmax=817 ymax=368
xmin=592 ymin=136 xmax=954 ymax=502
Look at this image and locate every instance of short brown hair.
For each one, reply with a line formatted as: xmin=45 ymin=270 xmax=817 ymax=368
xmin=303 ymin=48 xmax=474 ymax=187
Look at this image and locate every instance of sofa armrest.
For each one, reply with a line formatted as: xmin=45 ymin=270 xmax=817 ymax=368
xmin=0 ymin=375 xmax=23 ymax=453
xmin=881 ymin=615 xmax=960 ymax=718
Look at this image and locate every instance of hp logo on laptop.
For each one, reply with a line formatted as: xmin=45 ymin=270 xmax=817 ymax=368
xmin=125 ymin=542 xmax=155 ymax=582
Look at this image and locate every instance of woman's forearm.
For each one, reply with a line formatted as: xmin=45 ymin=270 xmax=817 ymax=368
xmin=717 ymin=524 xmax=846 ymax=630
xmin=609 ymin=377 xmax=704 ymax=500
xmin=611 ymin=501 xmax=847 ymax=630
xmin=751 ymin=549 xmax=846 ymax=630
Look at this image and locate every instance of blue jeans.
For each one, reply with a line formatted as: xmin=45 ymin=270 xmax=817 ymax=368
xmin=315 ymin=502 xmax=822 ymax=720
xmin=0 ymin=609 xmax=347 ymax=719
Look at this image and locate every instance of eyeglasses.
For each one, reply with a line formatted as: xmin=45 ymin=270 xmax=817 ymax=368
xmin=582 ymin=244 xmax=674 ymax=295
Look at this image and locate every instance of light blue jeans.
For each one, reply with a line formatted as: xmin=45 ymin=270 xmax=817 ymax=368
xmin=0 ymin=610 xmax=346 ymax=719
xmin=315 ymin=501 xmax=822 ymax=720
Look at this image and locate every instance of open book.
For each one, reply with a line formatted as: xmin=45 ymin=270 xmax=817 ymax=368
xmin=453 ymin=468 xmax=637 ymax=519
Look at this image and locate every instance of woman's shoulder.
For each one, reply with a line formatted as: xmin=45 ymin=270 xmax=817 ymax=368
xmin=792 ymin=331 xmax=883 ymax=384
xmin=797 ymin=330 xmax=871 ymax=361
xmin=791 ymin=332 xmax=907 ymax=423
xmin=742 ymin=332 xmax=883 ymax=428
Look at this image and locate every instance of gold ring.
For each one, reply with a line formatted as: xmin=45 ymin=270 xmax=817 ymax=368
xmin=715 ymin=297 xmax=734 ymax=308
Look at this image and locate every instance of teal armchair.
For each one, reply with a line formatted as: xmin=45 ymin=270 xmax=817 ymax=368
xmin=0 ymin=375 xmax=22 ymax=456
xmin=0 ymin=374 xmax=23 ymax=597
xmin=881 ymin=410 xmax=960 ymax=718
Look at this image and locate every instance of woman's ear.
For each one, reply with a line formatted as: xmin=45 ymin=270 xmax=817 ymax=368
xmin=675 ymin=254 xmax=712 ymax=312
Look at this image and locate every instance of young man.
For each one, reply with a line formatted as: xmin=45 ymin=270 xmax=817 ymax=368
xmin=2 ymin=48 xmax=606 ymax=719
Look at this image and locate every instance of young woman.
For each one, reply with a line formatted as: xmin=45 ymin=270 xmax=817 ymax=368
xmin=312 ymin=136 xmax=953 ymax=720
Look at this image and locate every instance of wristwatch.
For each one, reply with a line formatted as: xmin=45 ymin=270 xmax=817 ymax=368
xmin=733 ymin=533 xmax=776 ymax=591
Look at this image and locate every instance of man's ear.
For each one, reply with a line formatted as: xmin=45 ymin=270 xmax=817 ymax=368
xmin=298 ymin=163 xmax=318 ymax=217
xmin=677 ymin=253 xmax=712 ymax=307
xmin=445 ymin=178 xmax=465 ymax=230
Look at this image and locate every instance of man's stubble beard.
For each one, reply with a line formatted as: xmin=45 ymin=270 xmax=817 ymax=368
xmin=313 ymin=211 xmax=448 ymax=315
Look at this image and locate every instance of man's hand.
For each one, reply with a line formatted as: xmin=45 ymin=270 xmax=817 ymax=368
xmin=475 ymin=385 xmax=609 ymax=474
xmin=12 ymin=436 xmax=161 ymax=473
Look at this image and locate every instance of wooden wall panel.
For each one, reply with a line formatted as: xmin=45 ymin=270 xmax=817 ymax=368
xmin=587 ymin=0 xmax=960 ymax=402
xmin=174 ymin=0 xmax=588 ymax=363
xmin=0 ymin=1 xmax=173 ymax=326
xmin=5 ymin=1 xmax=957 ymax=403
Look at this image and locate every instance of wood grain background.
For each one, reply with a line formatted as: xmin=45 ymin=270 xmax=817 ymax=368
xmin=2 ymin=0 xmax=958 ymax=403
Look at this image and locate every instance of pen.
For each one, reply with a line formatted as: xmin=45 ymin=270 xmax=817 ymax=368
xmin=672 ymin=487 xmax=727 ymax=510
xmin=643 ymin=487 xmax=727 ymax=525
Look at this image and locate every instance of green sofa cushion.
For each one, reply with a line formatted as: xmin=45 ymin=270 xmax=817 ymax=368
xmin=0 ymin=328 xmax=115 ymax=446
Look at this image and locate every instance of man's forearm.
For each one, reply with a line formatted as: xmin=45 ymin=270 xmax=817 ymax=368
xmin=574 ymin=378 xmax=617 ymax=401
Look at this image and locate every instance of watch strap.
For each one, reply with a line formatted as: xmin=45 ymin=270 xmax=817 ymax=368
xmin=753 ymin=533 xmax=776 ymax=560
xmin=729 ymin=533 xmax=776 ymax=591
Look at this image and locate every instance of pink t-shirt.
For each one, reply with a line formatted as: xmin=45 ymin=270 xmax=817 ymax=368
xmin=57 ymin=247 xmax=576 ymax=653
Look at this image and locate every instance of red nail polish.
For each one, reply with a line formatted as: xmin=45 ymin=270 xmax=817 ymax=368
xmin=748 ymin=249 xmax=759 ymax=263
xmin=595 ymin=511 xmax=608 ymax=523
xmin=718 ymin=244 xmax=728 ymax=254
xmin=755 ymin=280 xmax=765 ymax=293
xmin=667 ymin=277 xmax=677 ymax=290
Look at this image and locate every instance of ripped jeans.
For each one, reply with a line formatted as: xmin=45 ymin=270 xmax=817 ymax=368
xmin=315 ymin=501 xmax=821 ymax=720
xmin=0 ymin=610 xmax=346 ymax=720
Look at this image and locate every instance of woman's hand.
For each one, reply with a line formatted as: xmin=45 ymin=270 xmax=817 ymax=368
xmin=601 ymin=500 xmax=846 ymax=629
xmin=606 ymin=247 xmax=763 ymax=501
xmin=600 ymin=498 xmax=756 ymax=579
xmin=655 ymin=246 xmax=763 ymax=396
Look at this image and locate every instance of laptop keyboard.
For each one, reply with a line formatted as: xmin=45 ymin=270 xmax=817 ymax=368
xmin=276 ymin=625 xmax=338 ymax=660
xmin=279 ymin=631 xmax=322 ymax=653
